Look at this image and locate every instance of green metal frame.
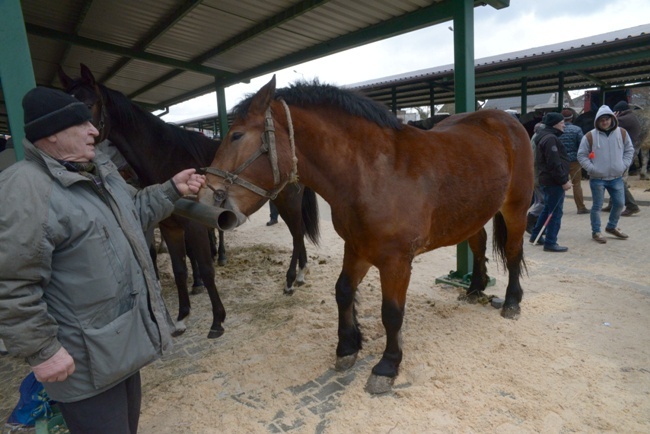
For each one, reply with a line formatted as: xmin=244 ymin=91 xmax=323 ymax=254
xmin=0 ymin=0 xmax=36 ymax=160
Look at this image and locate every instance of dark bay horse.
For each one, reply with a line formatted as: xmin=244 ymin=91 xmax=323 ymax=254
xmin=59 ymin=65 xmax=320 ymax=338
xmin=199 ymin=76 xmax=533 ymax=393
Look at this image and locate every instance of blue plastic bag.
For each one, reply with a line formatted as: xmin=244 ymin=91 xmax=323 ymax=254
xmin=6 ymin=372 xmax=54 ymax=427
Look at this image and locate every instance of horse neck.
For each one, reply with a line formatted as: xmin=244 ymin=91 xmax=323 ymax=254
xmin=289 ymin=108 xmax=362 ymax=206
xmin=103 ymin=96 xmax=216 ymax=185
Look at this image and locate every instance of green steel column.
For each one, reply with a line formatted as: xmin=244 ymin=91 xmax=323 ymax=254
xmin=0 ymin=0 xmax=36 ymax=161
xmin=521 ymin=72 xmax=528 ymax=114
xmin=452 ymin=0 xmax=474 ymax=276
xmin=215 ymin=82 xmax=228 ymax=139
xmin=558 ymin=71 xmax=565 ymax=111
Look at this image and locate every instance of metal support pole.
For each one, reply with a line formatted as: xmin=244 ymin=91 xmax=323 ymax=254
xmin=215 ymin=80 xmax=228 ymax=140
xmin=0 ymin=0 xmax=37 ymax=160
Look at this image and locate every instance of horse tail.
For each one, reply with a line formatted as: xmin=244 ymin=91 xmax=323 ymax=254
xmin=492 ymin=211 xmax=527 ymax=277
xmin=301 ymin=187 xmax=321 ymax=246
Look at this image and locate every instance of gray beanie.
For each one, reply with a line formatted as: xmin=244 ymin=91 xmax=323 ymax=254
xmin=23 ymin=87 xmax=92 ymax=142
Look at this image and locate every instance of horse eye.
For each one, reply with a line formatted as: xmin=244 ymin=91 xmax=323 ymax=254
xmin=231 ymin=132 xmax=243 ymax=141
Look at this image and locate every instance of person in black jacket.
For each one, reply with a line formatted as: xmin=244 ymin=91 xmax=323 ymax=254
xmin=529 ymin=112 xmax=573 ymax=252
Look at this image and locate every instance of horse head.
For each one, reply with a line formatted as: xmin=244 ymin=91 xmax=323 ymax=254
xmin=58 ymin=64 xmax=109 ymax=143
xmin=199 ymin=75 xmax=295 ymax=224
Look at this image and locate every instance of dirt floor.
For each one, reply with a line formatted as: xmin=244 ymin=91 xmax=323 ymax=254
xmin=2 ymin=179 xmax=650 ymax=433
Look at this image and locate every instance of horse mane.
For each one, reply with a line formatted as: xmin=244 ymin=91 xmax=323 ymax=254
xmin=97 ymin=84 xmax=218 ymax=166
xmin=232 ymin=80 xmax=403 ymax=130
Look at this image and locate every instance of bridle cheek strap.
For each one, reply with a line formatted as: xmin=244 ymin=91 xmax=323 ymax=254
xmin=202 ymin=101 xmax=297 ymax=201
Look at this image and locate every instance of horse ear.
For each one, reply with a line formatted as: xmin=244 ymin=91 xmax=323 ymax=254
xmin=57 ymin=65 xmax=74 ymax=91
xmin=248 ymin=75 xmax=276 ymax=115
xmin=80 ymin=63 xmax=96 ymax=86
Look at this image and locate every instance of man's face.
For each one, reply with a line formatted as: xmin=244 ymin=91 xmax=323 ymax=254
xmin=553 ymin=120 xmax=565 ymax=132
xmin=598 ymin=115 xmax=613 ymax=130
xmin=38 ymin=121 xmax=99 ymax=162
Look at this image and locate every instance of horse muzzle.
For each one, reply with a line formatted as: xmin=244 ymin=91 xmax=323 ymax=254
xmin=173 ymin=198 xmax=242 ymax=231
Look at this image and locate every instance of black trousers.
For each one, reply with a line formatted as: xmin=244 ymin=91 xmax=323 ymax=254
xmin=58 ymin=371 xmax=141 ymax=434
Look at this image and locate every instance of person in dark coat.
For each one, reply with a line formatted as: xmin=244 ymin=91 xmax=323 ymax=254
xmin=609 ymin=100 xmax=641 ymax=216
xmin=529 ymin=112 xmax=573 ymax=252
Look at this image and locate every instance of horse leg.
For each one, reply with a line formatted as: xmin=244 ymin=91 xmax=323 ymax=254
xmin=183 ymin=230 xmax=206 ymax=294
xmin=463 ymin=228 xmax=490 ymax=302
xmin=160 ymin=225 xmax=191 ymax=335
xmin=216 ymin=229 xmax=227 ymax=266
xmin=186 ymin=221 xmax=226 ymax=338
xmin=640 ymin=148 xmax=649 ymax=180
xmin=366 ymin=257 xmax=412 ymax=394
xmin=334 ymin=243 xmax=371 ymax=372
xmin=493 ymin=211 xmax=526 ymax=319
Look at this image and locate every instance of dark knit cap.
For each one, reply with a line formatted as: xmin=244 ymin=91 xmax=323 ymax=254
xmin=612 ymin=100 xmax=629 ymax=112
xmin=23 ymin=87 xmax=92 ymax=142
xmin=542 ymin=112 xmax=564 ymax=127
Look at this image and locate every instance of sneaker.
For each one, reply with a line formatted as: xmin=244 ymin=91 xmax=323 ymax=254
xmin=529 ymin=235 xmax=545 ymax=245
xmin=620 ymin=208 xmax=640 ymax=217
xmin=605 ymin=227 xmax=629 ymax=239
xmin=543 ymin=244 xmax=568 ymax=252
xmin=266 ymin=219 xmax=278 ymax=226
xmin=577 ymin=208 xmax=589 ymax=214
xmin=592 ymin=233 xmax=607 ymax=244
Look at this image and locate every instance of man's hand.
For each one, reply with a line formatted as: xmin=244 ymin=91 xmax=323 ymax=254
xmin=172 ymin=169 xmax=206 ymax=196
xmin=562 ymin=181 xmax=572 ymax=191
xmin=32 ymin=347 xmax=75 ymax=383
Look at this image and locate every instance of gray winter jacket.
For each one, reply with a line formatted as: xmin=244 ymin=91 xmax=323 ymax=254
xmin=577 ymin=105 xmax=634 ymax=180
xmin=0 ymin=139 xmax=178 ymax=402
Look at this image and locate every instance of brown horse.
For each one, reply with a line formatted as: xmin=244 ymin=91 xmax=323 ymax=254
xmin=199 ymin=76 xmax=533 ymax=393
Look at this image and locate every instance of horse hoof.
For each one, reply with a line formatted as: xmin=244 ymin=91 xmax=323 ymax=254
xmin=335 ymin=353 xmax=358 ymax=371
xmin=207 ymin=327 xmax=224 ymax=339
xmin=191 ymin=285 xmax=205 ymax=295
xmin=172 ymin=320 xmax=186 ymax=337
xmin=295 ymin=279 xmax=305 ymax=287
xmin=284 ymin=286 xmax=295 ymax=295
xmin=365 ymin=374 xmax=394 ymax=394
xmin=501 ymin=305 xmax=521 ymax=320
xmin=217 ymin=259 xmax=227 ymax=267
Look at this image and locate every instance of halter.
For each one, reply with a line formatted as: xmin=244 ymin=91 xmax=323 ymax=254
xmin=202 ymin=100 xmax=298 ymax=202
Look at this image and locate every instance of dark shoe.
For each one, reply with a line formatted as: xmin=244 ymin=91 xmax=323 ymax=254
xmin=601 ymin=205 xmax=612 ymax=212
xmin=543 ymin=244 xmax=568 ymax=252
xmin=529 ymin=235 xmax=545 ymax=245
xmin=577 ymin=208 xmax=589 ymax=215
xmin=266 ymin=219 xmax=278 ymax=226
xmin=605 ymin=227 xmax=629 ymax=239
xmin=620 ymin=208 xmax=640 ymax=217
xmin=592 ymin=233 xmax=607 ymax=244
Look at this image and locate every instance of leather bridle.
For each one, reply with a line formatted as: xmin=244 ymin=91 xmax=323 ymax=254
xmin=202 ymin=100 xmax=298 ymax=205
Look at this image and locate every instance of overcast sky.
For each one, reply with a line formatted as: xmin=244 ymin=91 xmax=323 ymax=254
xmin=158 ymin=0 xmax=650 ymax=123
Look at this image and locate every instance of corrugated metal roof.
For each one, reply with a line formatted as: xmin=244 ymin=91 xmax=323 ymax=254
xmin=2 ymin=0 xmax=509 ymax=134
xmin=349 ymin=24 xmax=650 ymax=109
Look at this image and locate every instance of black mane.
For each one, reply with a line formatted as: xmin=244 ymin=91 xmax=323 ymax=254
xmin=232 ymin=80 xmax=403 ymax=130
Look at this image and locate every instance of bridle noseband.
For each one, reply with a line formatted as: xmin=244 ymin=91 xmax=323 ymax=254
xmin=202 ymin=100 xmax=298 ymax=202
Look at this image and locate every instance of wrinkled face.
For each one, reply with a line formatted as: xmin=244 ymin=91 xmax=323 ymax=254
xmin=36 ymin=121 xmax=99 ymax=162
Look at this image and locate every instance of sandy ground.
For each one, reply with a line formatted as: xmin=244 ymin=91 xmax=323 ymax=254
xmin=138 ymin=180 xmax=650 ymax=434
xmin=2 ymin=180 xmax=649 ymax=434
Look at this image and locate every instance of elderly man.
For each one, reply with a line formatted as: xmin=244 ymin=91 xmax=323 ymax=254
xmin=0 ymin=87 xmax=205 ymax=433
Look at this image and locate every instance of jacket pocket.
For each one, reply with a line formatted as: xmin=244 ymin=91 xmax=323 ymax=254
xmin=82 ymin=304 xmax=158 ymax=390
